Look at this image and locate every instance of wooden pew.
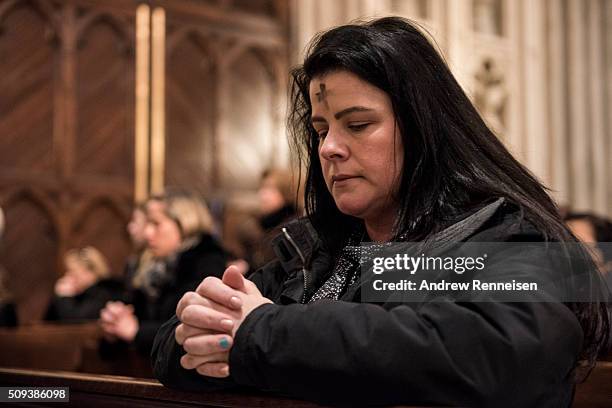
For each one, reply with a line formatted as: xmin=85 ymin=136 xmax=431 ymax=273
xmin=0 ymin=368 xmax=430 ymax=408
xmin=0 ymin=358 xmax=609 ymax=407
xmin=0 ymin=323 xmax=99 ymax=371
xmin=0 ymin=323 xmax=152 ymax=377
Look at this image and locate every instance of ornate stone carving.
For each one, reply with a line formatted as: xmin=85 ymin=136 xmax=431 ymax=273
xmin=473 ymin=57 xmax=507 ymax=134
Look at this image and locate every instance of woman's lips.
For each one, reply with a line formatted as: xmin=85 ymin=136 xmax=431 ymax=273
xmin=331 ymin=174 xmax=359 ymax=186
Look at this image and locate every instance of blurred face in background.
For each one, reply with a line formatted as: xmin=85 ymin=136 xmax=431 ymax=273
xmin=127 ymin=208 xmax=147 ymax=249
xmin=567 ymin=219 xmax=596 ymax=243
xmin=64 ymin=255 xmax=98 ymax=294
xmin=258 ymin=176 xmax=286 ymax=216
xmin=144 ymin=200 xmax=182 ymax=258
xmin=567 ymin=218 xmax=606 ymax=273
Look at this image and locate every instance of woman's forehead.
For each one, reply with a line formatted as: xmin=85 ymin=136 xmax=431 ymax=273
xmin=309 ymin=72 xmax=391 ymax=113
xmin=309 ymin=71 xmax=363 ymax=96
xmin=146 ymin=200 xmax=167 ymax=217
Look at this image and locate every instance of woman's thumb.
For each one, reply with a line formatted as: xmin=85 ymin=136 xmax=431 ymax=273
xmin=222 ymin=265 xmax=247 ymax=293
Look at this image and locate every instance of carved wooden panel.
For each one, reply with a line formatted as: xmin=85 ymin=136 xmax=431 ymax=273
xmin=0 ymin=190 xmax=59 ymax=324
xmin=0 ymin=0 xmax=288 ymax=329
xmin=165 ymin=29 xmax=216 ymax=196
xmin=71 ymin=200 xmax=130 ymax=277
xmin=156 ymin=0 xmax=288 ymax=198
xmin=221 ymin=49 xmax=275 ymax=190
xmin=232 ymin=0 xmax=277 ymax=17
xmin=0 ymin=0 xmax=135 ymax=324
xmin=75 ymin=15 xmax=134 ymax=181
xmin=0 ymin=1 xmax=55 ymax=173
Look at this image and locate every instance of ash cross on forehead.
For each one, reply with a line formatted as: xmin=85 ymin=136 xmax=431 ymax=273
xmin=315 ymin=83 xmax=329 ymax=108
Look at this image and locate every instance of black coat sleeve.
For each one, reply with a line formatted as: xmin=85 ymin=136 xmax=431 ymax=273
xmin=229 ymin=300 xmax=580 ymax=407
xmin=152 ymin=315 xmax=241 ymax=392
xmin=152 ymin=260 xmax=286 ymax=391
xmin=44 ymin=288 xmax=117 ymax=321
xmin=227 ymin=247 xmax=584 ymax=407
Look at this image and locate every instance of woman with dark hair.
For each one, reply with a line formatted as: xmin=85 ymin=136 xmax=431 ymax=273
xmin=152 ymin=18 xmax=609 ymax=407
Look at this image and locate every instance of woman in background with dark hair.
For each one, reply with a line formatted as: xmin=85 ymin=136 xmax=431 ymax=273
xmin=152 ymin=18 xmax=609 ymax=407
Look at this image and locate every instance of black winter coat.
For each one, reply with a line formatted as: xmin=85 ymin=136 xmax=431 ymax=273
xmin=102 ymin=234 xmax=227 ymax=357
xmin=132 ymin=234 xmax=227 ymax=353
xmin=152 ymin=200 xmax=585 ymax=407
xmin=44 ymin=279 xmax=123 ymax=322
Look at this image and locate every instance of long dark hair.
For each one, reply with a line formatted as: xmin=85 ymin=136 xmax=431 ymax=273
xmin=287 ymin=17 xmax=608 ymax=374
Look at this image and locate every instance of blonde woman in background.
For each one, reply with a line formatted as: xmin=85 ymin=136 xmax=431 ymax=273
xmin=122 ymin=202 xmax=155 ymax=300
xmin=100 ymin=189 xmax=227 ymax=355
xmin=44 ymin=246 xmax=122 ymax=321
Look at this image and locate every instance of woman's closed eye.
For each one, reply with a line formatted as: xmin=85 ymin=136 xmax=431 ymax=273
xmin=348 ymin=122 xmax=371 ymax=132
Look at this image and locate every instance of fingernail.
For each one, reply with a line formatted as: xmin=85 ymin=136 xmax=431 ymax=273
xmin=220 ymin=365 xmax=230 ymax=376
xmin=219 ymin=337 xmax=231 ymax=349
xmin=220 ymin=319 xmax=234 ymax=330
xmin=230 ymin=296 xmax=242 ymax=308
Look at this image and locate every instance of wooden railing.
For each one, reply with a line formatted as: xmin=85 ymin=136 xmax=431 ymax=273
xmin=0 ymin=364 xmax=611 ymax=408
xmin=0 ymin=323 xmax=152 ymax=377
xmin=0 ymin=368 xmax=365 ymax=408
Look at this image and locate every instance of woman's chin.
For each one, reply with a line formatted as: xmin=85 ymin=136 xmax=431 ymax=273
xmin=335 ymin=200 xmax=368 ymax=219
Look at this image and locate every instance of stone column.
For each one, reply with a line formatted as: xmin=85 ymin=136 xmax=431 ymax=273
xmin=547 ymin=0 xmax=570 ymax=206
xmin=587 ymin=0 xmax=608 ymax=215
xmin=567 ymin=0 xmax=591 ymax=211
xmin=522 ymin=0 xmax=550 ymax=186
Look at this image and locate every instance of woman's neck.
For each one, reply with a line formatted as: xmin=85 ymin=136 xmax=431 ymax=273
xmin=364 ymin=211 xmax=397 ymax=242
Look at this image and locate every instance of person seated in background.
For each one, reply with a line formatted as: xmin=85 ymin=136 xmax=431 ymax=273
xmin=0 ymin=268 xmax=16 ymax=327
xmin=564 ymin=211 xmax=612 ymax=294
xmin=44 ymin=247 xmax=122 ymax=322
xmin=0 ymin=206 xmax=17 ymax=327
xmin=123 ymin=203 xmax=152 ymax=284
xmin=236 ymin=168 xmax=299 ymax=272
xmin=122 ymin=202 xmax=155 ymax=302
xmin=565 ymin=212 xmax=612 ymax=287
xmin=152 ymin=17 xmax=609 ymax=407
xmin=99 ymin=189 xmax=226 ymax=355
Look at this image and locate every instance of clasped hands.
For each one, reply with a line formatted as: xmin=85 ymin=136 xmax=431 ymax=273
xmin=100 ymin=300 xmax=139 ymax=342
xmin=175 ymin=266 xmax=272 ymax=378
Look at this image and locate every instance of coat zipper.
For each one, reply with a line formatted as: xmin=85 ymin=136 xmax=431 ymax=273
xmin=281 ymin=227 xmax=310 ymax=303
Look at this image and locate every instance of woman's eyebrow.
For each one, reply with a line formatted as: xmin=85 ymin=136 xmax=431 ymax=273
xmin=334 ymin=106 xmax=373 ymax=119
xmin=311 ymin=115 xmax=326 ymax=124
xmin=311 ymin=106 xmax=374 ymax=124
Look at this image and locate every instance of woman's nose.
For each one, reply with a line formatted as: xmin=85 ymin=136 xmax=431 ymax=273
xmin=144 ymin=224 xmax=154 ymax=240
xmin=319 ymin=129 xmax=348 ymax=161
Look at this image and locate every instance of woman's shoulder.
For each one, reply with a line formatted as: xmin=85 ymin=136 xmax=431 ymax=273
xmin=467 ymin=199 xmax=544 ymax=242
xmin=432 ymin=198 xmax=545 ymax=244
